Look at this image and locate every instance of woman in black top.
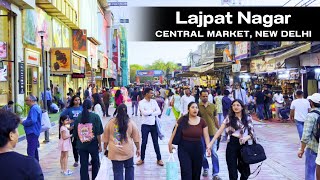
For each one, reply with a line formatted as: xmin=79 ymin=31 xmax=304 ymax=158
xmin=0 ymin=110 xmax=44 ymax=180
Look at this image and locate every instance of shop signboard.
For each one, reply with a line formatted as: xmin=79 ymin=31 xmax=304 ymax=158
xmin=80 ymin=57 xmax=85 ymax=73
xmin=235 ymin=41 xmax=250 ymax=61
xmin=112 ymin=29 xmax=119 ymax=69
xmin=23 ymin=8 xmax=52 ymax=51
xmin=18 ymin=62 xmax=25 ymax=94
xmin=72 ymin=29 xmax=87 ymax=51
xmin=50 ymin=48 xmax=72 ymax=74
xmin=250 ymin=58 xmax=275 ymax=73
xmin=88 ymin=41 xmax=98 ymax=69
xmin=52 ymin=18 xmax=62 ymax=47
xmin=25 ymin=48 xmax=40 ymax=66
xmin=72 ymin=54 xmax=81 ymax=73
xmin=108 ymin=2 xmax=127 ymax=6
xmin=71 ymin=73 xmax=85 ymax=78
xmin=0 ymin=42 xmax=7 ymax=59
xmin=136 ymin=70 xmax=163 ymax=77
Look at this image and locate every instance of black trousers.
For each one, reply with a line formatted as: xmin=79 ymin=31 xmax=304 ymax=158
xmin=140 ymin=124 xmax=162 ymax=161
xmin=79 ymin=142 xmax=100 ymax=180
xmin=226 ymin=136 xmax=250 ymax=180
xmin=71 ymin=130 xmax=79 ymax=162
xmin=178 ymin=140 xmax=203 ymax=180
xmin=104 ymin=103 xmax=109 ymax=116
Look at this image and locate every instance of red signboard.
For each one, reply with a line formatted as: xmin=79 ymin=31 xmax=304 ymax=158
xmin=71 ymin=73 xmax=85 ymax=78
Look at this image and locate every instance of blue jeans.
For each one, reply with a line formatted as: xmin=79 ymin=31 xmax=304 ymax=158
xmin=256 ymin=104 xmax=264 ymax=120
xmin=295 ymin=120 xmax=304 ymax=140
xmin=132 ymin=101 xmax=138 ymax=115
xmin=305 ymin=148 xmax=317 ymax=180
xmin=79 ymin=142 xmax=100 ymax=180
xmin=280 ymin=108 xmax=290 ymax=119
xmin=112 ymin=157 xmax=134 ymax=180
xmin=140 ymin=124 xmax=162 ymax=161
xmin=202 ymin=136 xmax=219 ymax=176
xmin=264 ymin=102 xmax=272 ymax=119
xmin=217 ymin=113 xmax=224 ymax=126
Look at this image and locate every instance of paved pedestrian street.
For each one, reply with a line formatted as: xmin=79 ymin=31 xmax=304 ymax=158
xmin=15 ymin=105 xmax=305 ymax=180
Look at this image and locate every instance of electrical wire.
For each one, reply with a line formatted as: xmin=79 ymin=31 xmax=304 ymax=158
xmin=294 ymin=0 xmax=305 ymax=6
xmin=306 ymin=0 xmax=317 ymax=6
xmin=301 ymin=0 xmax=313 ymax=6
xmin=283 ymin=0 xmax=293 ymax=6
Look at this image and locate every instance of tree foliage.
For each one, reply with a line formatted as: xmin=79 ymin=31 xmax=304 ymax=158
xmin=130 ymin=60 xmax=181 ymax=84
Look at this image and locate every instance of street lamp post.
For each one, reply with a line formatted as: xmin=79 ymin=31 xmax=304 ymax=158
xmin=38 ymin=30 xmax=50 ymax=143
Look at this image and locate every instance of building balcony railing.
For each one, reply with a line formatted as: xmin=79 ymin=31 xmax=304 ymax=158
xmin=36 ymin=0 xmax=79 ymax=29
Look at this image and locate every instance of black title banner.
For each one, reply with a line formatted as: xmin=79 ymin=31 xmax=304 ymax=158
xmin=131 ymin=7 xmax=320 ymax=41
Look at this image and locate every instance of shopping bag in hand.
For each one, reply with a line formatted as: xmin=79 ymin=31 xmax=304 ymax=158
xmin=166 ymin=153 xmax=179 ymax=180
xmin=41 ymin=111 xmax=52 ymax=132
xmin=165 ymin=108 xmax=171 ymax=116
xmin=95 ymin=155 xmax=110 ymax=180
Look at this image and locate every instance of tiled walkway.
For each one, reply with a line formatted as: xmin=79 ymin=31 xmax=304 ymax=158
xmin=15 ymin=105 xmax=305 ymax=180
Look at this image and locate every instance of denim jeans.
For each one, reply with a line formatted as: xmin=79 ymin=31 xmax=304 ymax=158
xmin=140 ymin=124 xmax=162 ymax=161
xmin=264 ymin=102 xmax=272 ymax=119
xmin=112 ymin=157 xmax=134 ymax=180
xmin=280 ymin=108 xmax=290 ymax=119
xmin=202 ymin=136 xmax=219 ymax=176
xmin=256 ymin=104 xmax=264 ymax=120
xmin=305 ymin=148 xmax=317 ymax=180
xmin=131 ymin=101 xmax=138 ymax=115
xmin=217 ymin=113 xmax=224 ymax=126
xmin=295 ymin=120 xmax=304 ymax=140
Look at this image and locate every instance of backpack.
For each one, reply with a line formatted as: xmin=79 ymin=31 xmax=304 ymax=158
xmin=310 ymin=110 xmax=320 ymax=143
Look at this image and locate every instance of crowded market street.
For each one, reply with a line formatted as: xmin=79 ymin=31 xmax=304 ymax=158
xmin=13 ymin=105 xmax=304 ymax=180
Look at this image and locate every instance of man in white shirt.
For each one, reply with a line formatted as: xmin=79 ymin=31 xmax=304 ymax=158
xmin=233 ymin=83 xmax=248 ymax=105
xmin=180 ymin=88 xmax=195 ymax=116
xmin=208 ymin=89 xmax=214 ymax=104
xmin=137 ymin=88 xmax=164 ymax=166
xmin=273 ymin=91 xmax=284 ymax=119
xmin=290 ymin=90 xmax=311 ymax=140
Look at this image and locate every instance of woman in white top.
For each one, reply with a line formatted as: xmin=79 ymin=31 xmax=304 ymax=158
xmin=207 ymin=99 xmax=254 ymax=180
xmin=92 ymin=93 xmax=105 ymax=124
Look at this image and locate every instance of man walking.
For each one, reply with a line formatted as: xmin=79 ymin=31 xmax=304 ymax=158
xmin=180 ymin=88 xmax=195 ymax=116
xmin=290 ymin=90 xmax=311 ymax=140
xmin=233 ymin=83 xmax=248 ymax=105
xmin=130 ymin=87 xmax=139 ymax=116
xmin=42 ymin=88 xmax=52 ymax=112
xmin=298 ymin=93 xmax=320 ymax=180
xmin=136 ymin=88 xmax=164 ymax=166
xmin=22 ymin=95 xmax=42 ymax=161
xmin=103 ymin=88 xmax=111 ymax=117
xmin=263 ymin=85 xmax=272 ymax=120
xmin=198 ymin=90 xmax=221 ymax=180
xmin=254 ymin=87 xmax=265 ymax=122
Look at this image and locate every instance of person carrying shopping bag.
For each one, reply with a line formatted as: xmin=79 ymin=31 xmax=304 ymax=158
xmin=168 ymin=102 xmax=212 ymax=180
xmin=103 ymin=104 xmax=141 ymax=180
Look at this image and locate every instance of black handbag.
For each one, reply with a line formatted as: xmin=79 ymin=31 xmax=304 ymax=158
xmin=241 ymin=138 xmax=266 ymax=164
xmin=172 ymin=124 xmax=182 ymax=145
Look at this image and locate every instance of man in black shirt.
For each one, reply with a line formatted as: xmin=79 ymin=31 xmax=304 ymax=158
xmin=263 ymin=85 xmax=272 ymax=120
xmin=131 ymin=87 xmax=139 ymax=116
xmin=254 ymin=87 xmax=265 ymax=121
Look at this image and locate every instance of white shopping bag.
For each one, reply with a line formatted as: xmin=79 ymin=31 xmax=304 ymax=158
xmin=156 ymin=116 xmax=165 ymax=140
xmin=41 ymin=111 xmax=51 ymax=132
xmin=95 ymin=155 xmax=110 ymax=180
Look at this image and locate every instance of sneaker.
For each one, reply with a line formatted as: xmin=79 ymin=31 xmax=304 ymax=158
xmin=64 ymin=170 xmax=73 ymax=176
xmin=157 ymin=160 xmax=164 ymax=166
xmin=73 ymin=162 xmax=79 ymax=167
xmin=136 ymin=160 xmax=144 ymax=166
xmin=202 ymin=169 xmax=208 ymax=177
xmin=213 ymin=175 xmax=222 ymax=180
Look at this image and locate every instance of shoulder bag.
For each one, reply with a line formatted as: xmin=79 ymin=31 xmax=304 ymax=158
xmin=172 ymin=124 xmax=182 ymax=145
xmin=241 ymin=135 xmax=266 ymax=164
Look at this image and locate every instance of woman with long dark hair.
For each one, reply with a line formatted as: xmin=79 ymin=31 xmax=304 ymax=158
xmin=103 ymin=104 xmax=140 ymax=180
xmin=207 ymin=99 xmax=255 ymax=180
xmin=168 ymin=102 xmax=211 ymax=180
xmin=60 ymin=95 xmax=83 ymax=167
xmin=92 ymin=93 xmax=105 ymax=123
xmin=73 ymin=99 xmax=104 ymax=180
xmin=113 ymin=90 xmax=124 ymax=116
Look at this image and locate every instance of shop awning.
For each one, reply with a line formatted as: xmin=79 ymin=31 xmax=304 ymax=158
xmin=176 ymin=71 xmax=199 ymax=77
xmin=270 ymin=42 xmax=311 ymax=62
xmin=189 ymin=63 xmax=214 ymax=73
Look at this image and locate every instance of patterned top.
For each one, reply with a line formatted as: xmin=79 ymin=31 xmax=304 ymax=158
xmin=301 ymin=108 xmax=320 ymax=153
xmin=214 ymin=95 xmax=223 ymax=114
xmin=222 ymin=115 xmax=254 ymax=140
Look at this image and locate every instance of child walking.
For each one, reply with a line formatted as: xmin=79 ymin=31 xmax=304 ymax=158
xmin=59 ymin=115 xmax=73 ymax=176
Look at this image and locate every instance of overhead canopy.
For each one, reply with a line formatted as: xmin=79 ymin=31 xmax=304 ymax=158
xmin=270 ymin=42 xmax=311 ymax=62
xmin=189 ymin=63 xmax=214 ymax=73
xmin=176 ymin=71 xmax=199 ymax=77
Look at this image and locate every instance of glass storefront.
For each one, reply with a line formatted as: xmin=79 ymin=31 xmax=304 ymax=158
xmin=0 ymin=7 xmax=12 ymax=106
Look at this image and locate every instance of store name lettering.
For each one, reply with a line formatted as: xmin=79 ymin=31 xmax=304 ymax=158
xmin=28 ymin=56 xmax=38 ymax=61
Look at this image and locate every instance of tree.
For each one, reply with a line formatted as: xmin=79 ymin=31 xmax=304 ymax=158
xmin=147 ymin=60 xmax=181 ymax=85
xmin=130 ymin=64 xmax=144 ymax=83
